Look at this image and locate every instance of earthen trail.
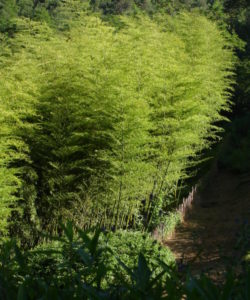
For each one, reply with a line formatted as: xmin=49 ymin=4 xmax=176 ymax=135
xmin=164 ymin=169 xmax=250 ymax=280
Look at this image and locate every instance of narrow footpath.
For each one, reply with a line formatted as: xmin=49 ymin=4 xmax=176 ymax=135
xmin=164 ymin=168 xmax=250 ymax=280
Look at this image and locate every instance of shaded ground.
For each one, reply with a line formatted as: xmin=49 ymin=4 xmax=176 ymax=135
xmin=164 ymin=167 xmax=250 ymax=280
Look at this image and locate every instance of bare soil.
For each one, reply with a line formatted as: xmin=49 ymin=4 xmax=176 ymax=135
xmin=164 ymin=167 xmax=250 ymax=281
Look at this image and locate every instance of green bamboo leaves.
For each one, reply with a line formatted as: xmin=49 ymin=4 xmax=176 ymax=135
xmin=0 ymin=10 xmax=236 ymax=238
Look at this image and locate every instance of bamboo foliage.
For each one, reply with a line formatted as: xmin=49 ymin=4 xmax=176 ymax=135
xmin=0 ymin=9 xmax=236 ymax=238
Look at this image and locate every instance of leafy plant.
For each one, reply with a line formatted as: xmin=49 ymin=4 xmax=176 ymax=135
xmin=0 ymin=222 xmax=249 ymax=299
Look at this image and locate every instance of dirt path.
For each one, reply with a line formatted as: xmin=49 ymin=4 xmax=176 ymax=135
xmin=164 ymin=168 xmax=250 ymax=280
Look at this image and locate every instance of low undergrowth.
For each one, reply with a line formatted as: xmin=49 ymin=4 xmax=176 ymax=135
xmin=152 ymin=211 xmax=182 ymax=241
xmin=0 ymin=221 xmax=249 ymax=300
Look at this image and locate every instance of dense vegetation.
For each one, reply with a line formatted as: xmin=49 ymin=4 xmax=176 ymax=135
xmin=0 ymin=0 xmax=249 ymax=298
xmin=0 ymin=0 xmax=236 ymax=242
xmin=217 ymin=0 xmax=250 ymax=173
xmin=0 ymin=221 xmax=249 ymax=299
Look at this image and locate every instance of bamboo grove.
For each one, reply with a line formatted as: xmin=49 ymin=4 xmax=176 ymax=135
xmin=0 ymin=2 xmax=236 ymax=245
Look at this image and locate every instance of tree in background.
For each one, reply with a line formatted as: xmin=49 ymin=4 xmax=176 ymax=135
xmin=0 ymin=0 xmax=17 ymax=34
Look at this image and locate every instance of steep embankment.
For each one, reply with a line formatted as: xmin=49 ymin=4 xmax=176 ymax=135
xmin=165 ymin=168 xmax=250 ymax=280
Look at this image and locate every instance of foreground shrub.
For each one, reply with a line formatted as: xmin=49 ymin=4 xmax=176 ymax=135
xmin=0 ymin=222 xmax=249 ymax=299
xmin=100 ymin=230 xmax=175 ymax=286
